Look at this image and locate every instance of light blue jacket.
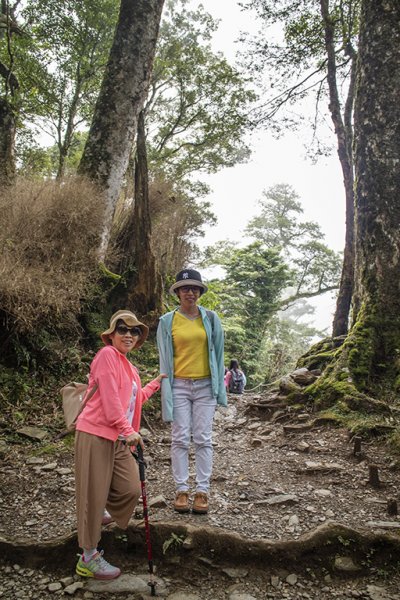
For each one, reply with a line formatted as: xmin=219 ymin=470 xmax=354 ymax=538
xmin=156 ymin=306 xmax=228 ymax=422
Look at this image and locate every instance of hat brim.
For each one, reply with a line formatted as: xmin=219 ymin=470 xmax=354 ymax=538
xmin=169 ymin=279 xmax=208 ymax=296
xmin=101 ymin=312 xmax=149 ymax=348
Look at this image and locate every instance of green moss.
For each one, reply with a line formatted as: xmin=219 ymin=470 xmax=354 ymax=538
xmin=98 ymin=262 xmax=121 ymax=283
xmin=387 ymin=428 xmax=400 ymax=455
xmin=297 ymin=351 xmax=337 ymax=371
xmin=296 ymin=336 xmax=346 ymax=372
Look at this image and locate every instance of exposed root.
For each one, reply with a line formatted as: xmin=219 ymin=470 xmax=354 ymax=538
xmin=2 ymin=520 xmax=400 ymax=573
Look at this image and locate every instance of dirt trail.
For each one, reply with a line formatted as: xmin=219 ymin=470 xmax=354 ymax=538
xmin=1 ymin=391 xmax=400 ymax=599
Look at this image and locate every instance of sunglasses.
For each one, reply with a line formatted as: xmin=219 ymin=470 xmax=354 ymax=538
xmin=115 ymin=325 xmax=142 ymax=337
xmin=179 ymin=285 xmax=201 ymax=293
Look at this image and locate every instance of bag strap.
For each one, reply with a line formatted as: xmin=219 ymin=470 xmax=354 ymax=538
xmin=79 ymin=383 xmax=98 ymax=415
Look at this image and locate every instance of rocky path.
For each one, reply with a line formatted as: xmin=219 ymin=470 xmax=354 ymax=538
xmin=1 ymin=380 xmax=400 ymax=599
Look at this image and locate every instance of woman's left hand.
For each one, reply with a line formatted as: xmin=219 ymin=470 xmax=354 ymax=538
xmin=125 ymin=431 xmax=143 ymax=448
xmin=156 ymin=373 xmax=168 ymax=383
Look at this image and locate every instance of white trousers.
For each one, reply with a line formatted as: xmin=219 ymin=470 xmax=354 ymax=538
xmin=171 ymin=377 xmax=216 ymax=493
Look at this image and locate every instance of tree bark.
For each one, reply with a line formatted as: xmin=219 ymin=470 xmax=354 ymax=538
xmin=111 ymin=111 xmax=162 ymax=316
xmin=311 ymin=0 xmax=400 ymax=405
xmin=349 ymin=0 xmax=400 ymax=393
xmin=320 ymin=0 xmax=355 ymax=337
xmin=0 ymin=97 xmax=15 ymax=186
xmin=302 ymin=0 xmax=400 ymax=411
xmin=78 ymin=0 xmax=165 ymax=259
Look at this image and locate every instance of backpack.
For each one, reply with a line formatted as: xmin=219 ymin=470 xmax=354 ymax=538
xmin=228 ymin=369 xmax=245 ymax=394
xmin=60 ymin=382 xmax=97 ymax=432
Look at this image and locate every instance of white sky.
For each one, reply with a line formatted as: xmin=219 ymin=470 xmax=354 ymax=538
xmin=186 ymin=0 xmax=346 ymax=331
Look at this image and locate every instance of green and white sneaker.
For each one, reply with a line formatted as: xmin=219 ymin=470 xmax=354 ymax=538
xmin=76 ymin=551 xmax=121 ymax=580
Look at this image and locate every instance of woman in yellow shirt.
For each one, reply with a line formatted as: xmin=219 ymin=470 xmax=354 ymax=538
xmin=157 ymin=269 xmax=227 ymax=514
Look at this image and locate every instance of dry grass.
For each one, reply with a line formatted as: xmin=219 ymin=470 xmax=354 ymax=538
xmin=0 ymin=177 xmax=105 ymax=334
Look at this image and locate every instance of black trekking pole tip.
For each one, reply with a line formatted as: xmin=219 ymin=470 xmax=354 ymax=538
xmin=148 ymin=580 xmax=157 ymax=596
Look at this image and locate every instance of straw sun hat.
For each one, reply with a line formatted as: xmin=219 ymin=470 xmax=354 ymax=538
xmin=101 ymin=310 xmax=149 ymax=348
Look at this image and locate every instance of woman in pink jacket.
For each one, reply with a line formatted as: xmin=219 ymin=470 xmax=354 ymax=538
xmin=74 ymin=310 xmax=166 ymax=581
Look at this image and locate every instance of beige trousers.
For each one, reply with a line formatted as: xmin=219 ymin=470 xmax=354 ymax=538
xmin=75 ymin=431 xmax=141 ymax=549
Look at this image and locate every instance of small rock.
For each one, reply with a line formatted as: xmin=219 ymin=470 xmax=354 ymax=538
xmin=286 ymin=574 xmax=298 ymax=585
xmin=86 ymin=573 xmax=166 ymax=594
xmin=271 ymin=576 xmax=280 ymax=588
xmin=296 ymin=441 xmax=310 ymax=453
xmin=139 ymin=428 xmax=152 ymax=438
xmin=291 ymin=368 xmax=318 ymax=385
xmin=334 ymin=556 xmax=361 ymax=573
xmin=366 ymin=584 xmax=393 ymax=600
xmin=315 ymin=489 xmax=332 ymax=497
xmin=41 ymin=462 xmax=58 ymax=471
xmin=367 ymin=521 xmax=400 ymax=529
xmin=48 ymin=582 xmax=62 ymax=591
xmin=16 ymin=426 xmax=49 ymax=441
xmin=26 ymin=457 xmax=45 ymax=465
xmin=148 ymin=495 xmax=167 ymax=508
xmin=256 ymin=494 xmax=299 ymax=506
xmin=283 ymin=423 xmax=314 ymax=433
xmin=57 ymin=468 xmax=72 ymax=475
xmin=251 ymin=438 xmax=263 ymax=447
xmin=64 ymin=582 xmax=84 ymax=595
xmin=222 ymin=568 xmax=248 ymax=579
xmin=247 ymin=422 xmax=262 ymax=430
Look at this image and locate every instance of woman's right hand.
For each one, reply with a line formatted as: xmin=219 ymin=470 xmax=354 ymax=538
xmin=125 ymin=431 xmax=143 ymax=448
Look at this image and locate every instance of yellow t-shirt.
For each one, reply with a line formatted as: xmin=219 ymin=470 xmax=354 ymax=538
xmin=172 ymin=312 xmax=211 ymax=379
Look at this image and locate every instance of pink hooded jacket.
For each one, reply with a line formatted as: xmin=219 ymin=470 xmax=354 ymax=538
xmin=76 ymin=345 xmax=160 ymax=441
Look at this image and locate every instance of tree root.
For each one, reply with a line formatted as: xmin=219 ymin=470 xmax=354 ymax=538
xmin=2 ymin=520 xmax=400 ymax=573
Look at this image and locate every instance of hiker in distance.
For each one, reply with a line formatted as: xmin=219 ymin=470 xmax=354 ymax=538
xmin=74 ymin=310 xmax=167 ymax=580
xmin=157 ymin=269 xmax=227 ymax=514
xmin=225 ymin=359 xmax=246 ymax=394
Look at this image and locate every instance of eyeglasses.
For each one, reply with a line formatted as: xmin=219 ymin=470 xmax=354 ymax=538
xmin=115 ymin=325 xmax=141 ymax=337
xmin=179 ymin=285 xmax=201 ymax=293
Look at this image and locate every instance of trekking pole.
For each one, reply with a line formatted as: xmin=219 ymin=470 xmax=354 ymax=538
xmin=135 ymin=444 xmax=157 ymax=596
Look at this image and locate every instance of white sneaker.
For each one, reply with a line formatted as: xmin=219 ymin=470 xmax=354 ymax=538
xmin=76 ymin=551 xmax=121 ymax=580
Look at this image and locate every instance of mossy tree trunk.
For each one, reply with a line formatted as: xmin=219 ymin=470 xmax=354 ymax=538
xmin=78 ymin=0 xmax=165 ymax=260
xmin=306 ymin=0 xmax=400 ymax=408
xmin=349 ymin=0 xmax=400 ymax=395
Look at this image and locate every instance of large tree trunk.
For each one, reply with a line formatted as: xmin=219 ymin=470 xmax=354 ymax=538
xmin=78 ymin=0 xmax=165 ymax=259
xmin=305 ymin=0 xmax=400 ymax=407
xmin=111 ymin=111 xmax=162 ymax=316
xmin=0 ymin=98 xmax=16 ymax=186
xmin=320 ymin=0 xmax=356 ymax=337
xmin=349 ymin=0 xmax=400 ymax=392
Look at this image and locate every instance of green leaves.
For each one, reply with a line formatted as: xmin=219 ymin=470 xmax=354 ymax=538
xmin=146 ymin=0 xmax=257 ymax=180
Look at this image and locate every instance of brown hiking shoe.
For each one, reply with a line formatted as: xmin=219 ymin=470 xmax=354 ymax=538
xmin=192 ymin=492 xmax=208 ymax=514
xmin=174 ymin=491 xmax=190 ymax=513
